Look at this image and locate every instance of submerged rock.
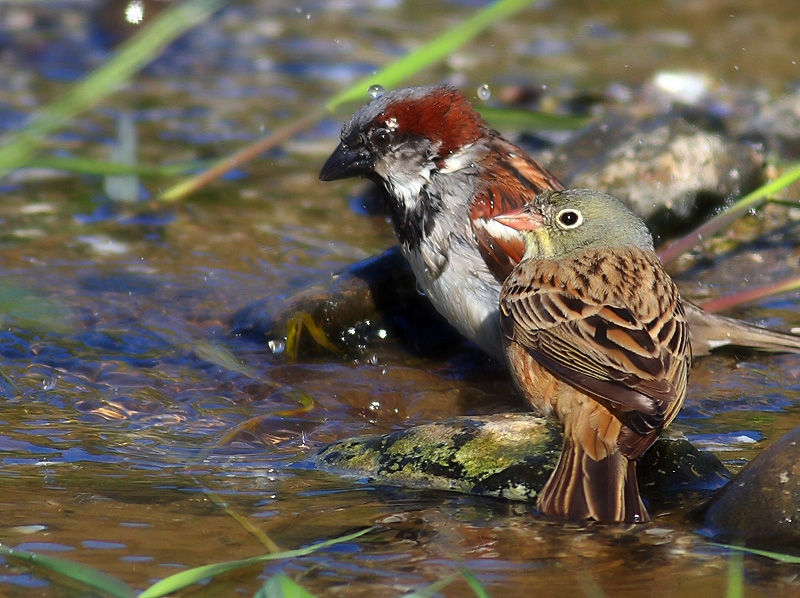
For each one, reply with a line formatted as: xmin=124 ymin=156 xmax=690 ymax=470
xmin=314 ymin=414 xmax=730 ymax=508
xmin=703 ymin=425 xmax=800 ymax=547
xmin=233 ymin=248 xmax=458 ymax=357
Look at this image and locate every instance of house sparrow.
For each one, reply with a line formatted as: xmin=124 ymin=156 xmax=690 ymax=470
xmin=498 ymin=189 xmax=690 ymax=522
xmin=320 ymin=84 xmax=800 ymax=362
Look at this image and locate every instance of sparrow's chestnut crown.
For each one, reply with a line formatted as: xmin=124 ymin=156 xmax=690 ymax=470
xmin=320 ymin=85 xmax=490 ymax=185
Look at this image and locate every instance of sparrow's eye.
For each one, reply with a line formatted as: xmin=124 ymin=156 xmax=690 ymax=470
xmin=556 ymin=209 xmax=583 ymax=229
xmin=371 ymin=128 xmax=393 ymax=149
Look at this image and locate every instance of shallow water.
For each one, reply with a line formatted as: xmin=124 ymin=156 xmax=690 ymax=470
xmin=1 ymin=1 xmax=800 ymax=595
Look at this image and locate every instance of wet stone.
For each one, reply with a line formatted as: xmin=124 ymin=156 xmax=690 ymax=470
xmin=543 ymin=112 xmax=765 ymax=236
xmin=739 ymin=90 xmax=800 ymax=160
xmin=703 ymin=424 xmax=800 ymax=548
xmin=233 ymin=247 xmax=459 ymax=357
xmin=313 ymin=414 xmax=730 ymax=509
xmin=638 ymin=436 xmax=731 ymax=495
xmin=314 ymin=414 xmax=561 ymax=502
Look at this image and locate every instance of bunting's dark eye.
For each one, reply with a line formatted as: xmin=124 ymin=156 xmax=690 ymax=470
xmin=556 ymin=209 xmax=583 ymax=229
xmin=371 ymin=128 xmax=392 ymax=149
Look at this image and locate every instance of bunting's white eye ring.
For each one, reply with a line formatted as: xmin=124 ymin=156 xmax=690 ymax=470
xmin=556 ymin=209 xmax=583 ymax=229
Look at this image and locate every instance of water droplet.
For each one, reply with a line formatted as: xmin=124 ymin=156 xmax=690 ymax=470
xmin=368 ymin=85 xmax=385 ymax=99
xmin=10 ymin=525 xmax=47 ymax=535
xmin=125 ymin=0 xmax=144 ymax=24
xmin=268 ymin=339 xmax=286 ymax=354
xmin=477 ymin=84 xmax=491 ymax=101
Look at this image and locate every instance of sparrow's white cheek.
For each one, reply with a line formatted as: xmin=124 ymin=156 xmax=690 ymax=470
xmin=439 ymin=149 xmax=473 ymax=173
xmin=385 ymin=173 xmax=427 ymax=207
xmin=376 ymin=157 xmax=432 ymax=209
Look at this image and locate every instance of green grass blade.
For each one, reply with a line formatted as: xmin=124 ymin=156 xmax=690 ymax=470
xmin=159 ymin=110 xmax=324 ymax=201
xmin=0 ymin=543 xmax=134 ymax=598
xmin=26 ymin=156 xmax=200 ymax=177
xmin=325 ymin=0 xmax=539 ymax=111
xmin=255 ymin=574 xmax=317 ymax=598
xmin=726 ymin=548 xmax=744 ymax=598
xmin=478 ymin=106 xmax=587 ymax=131
xmin=191 ymin=340 xmax=259 ymax=379
xmin=0 ymin=0 xmax=227 ymax=179
xmin=577 ymin=573 xmax=608 ymax=598
xmin=190 ymin=474 xmax=283 ymax=554
xmin=659 ymin=161 xmax=800 ymax=266
xmin=159 ymin=0 xmax=539 ymax=201
xmin=459 ymin=567 xmax=492 ymax=598
xmin=402 ymin=572 xmax=463 ymax=598
xmin=712 ymin=542 xmax=800 ymax=564
xmin=139 ymin=527 xmax=375 ymax=598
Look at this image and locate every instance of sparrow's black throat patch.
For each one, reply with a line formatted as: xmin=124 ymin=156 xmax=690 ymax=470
xmin=382 ymin=185 xmax=442 ymax=250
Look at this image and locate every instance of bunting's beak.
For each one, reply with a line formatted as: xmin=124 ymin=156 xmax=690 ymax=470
xmin=494 ymin=208 xmax=544 ymax=232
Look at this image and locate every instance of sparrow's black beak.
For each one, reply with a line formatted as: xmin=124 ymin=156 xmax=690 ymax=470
xmin=319 ymin=143 xmax=372 ymax=181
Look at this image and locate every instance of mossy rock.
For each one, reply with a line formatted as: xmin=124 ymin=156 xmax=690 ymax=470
xmin=314 ymin=414 xmax=730 ymax=507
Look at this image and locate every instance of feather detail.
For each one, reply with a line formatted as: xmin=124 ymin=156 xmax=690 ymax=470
xmin=470 ymin=142 xmax=565 ymax=282
xmin=507 ymin=346 xmax=652 ymax=522
xmin=538 ymin=425 xmax=648 ymax=523
xmin=472 ymin=219 xmax=524 ymax=282
xmin=500 ymin=246 xmax=690 ymax=443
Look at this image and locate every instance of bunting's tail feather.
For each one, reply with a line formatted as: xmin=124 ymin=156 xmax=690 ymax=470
xmin=537 ymin=435 xmax=648 ymax=524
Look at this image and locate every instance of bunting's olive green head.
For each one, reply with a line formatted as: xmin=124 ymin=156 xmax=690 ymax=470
xmin=495 ymin=189 xmax=655 ymax=260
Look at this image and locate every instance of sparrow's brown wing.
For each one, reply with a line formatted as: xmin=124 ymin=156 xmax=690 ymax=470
xmin=501 ymin=248 xmax=690 ymax=456
xmin=470 ymin=142 xmax=564 ymax=282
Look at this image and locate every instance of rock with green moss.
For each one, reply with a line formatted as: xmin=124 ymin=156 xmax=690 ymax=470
xmin=316 ymin=414 xmax=561 ymax=501
xmin=314 ymin=414 xmax=730 ymax=505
